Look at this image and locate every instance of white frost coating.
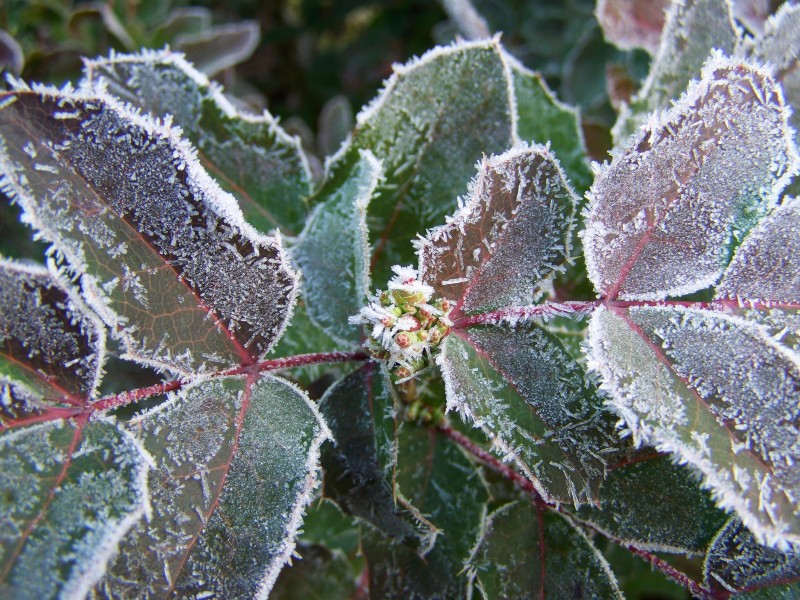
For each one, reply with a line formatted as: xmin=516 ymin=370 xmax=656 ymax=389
xmin=584 ymin=53 xmax=800 ymax=301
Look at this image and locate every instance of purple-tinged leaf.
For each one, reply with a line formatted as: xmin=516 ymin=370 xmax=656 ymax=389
xmin=0 ymin=418 xmax=149 ymax=600
xmin=94 ymin=375 xmax=329 ymax=599
xmin=596 ymin=0 xmax=670 ymax=54
xmin=584 ymin=55 xmax=799 ymax=301
xmin=439 ymin=323 xmax=619 ymax=506
xmin=588 ymin=305 xmax=800 ymax=547
xmin=705 ymin=517 xmax=800 ymax=596
xmin=0 ymin=258 xmax=104 ymax=420
xmin=0 ymin=85 xmax=298 ymax=375
xmin=466 ymin=502 xmax=623 ymax=599
xmin=418 ymin=144 xmax=578 ymax=319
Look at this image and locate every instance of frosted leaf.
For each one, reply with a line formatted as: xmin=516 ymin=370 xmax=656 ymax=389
xmin=0 ymin=87 xmax=299 ymax=374
xmin=704 ymin=517 xmax=800 ymax=594
xmin=596 ymin=0 xmax=670 ymax=54
xmin=291 ymin=150 xmax=381 ymax=346
xmin=0 ymin=258 xmax=104 ymax=418
xmin=574 ymin=452 xmax=728 ymax=553
xmin=733 ymin=0 xmax=781 ymax=34
xmin=94 ymin=375 xmax=329 ymax=599
xmin=319 ymin=363 xmax=430 ymax=544
xmin=588 ymin=305 xmax=800 ymax=547
xmin=751 ymin=4 xmax=800 ymax=143
xmin=173 ymin=21 xmax=260 ymax=77
xmin=0 ymin=418 xmax=149 ymax=600
xmin=326 ymin=38 xmax=516 ymax=284
xmin=466 ymin=502 xmax=623 ymax=599
xmin=84 ymin=49 xmax=311 ymax=235
xmin=612 ymin=0 xmax=738 ymax=142
xmin=438 ymin=323 xmax=620 ymax=506
xmin=584 ymin=56 xmax=799 ymax=301
xmin=418 ymin=145 xmax=577 ymax=318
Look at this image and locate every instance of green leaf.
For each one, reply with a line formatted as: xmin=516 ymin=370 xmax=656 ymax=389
xmin=612 ymin=0 xmax=738 ymax=142
xmin=574 ymin=452 xmax=728 ymax=553
xmin=596 ymin=0 xmax=670 ymax=54
xmin=83 ymin=49 xmax=312 ymax=235
xmin=0 ymin=418 xmax=149 ymax=599
xmin=95 ymin=375 xmax=329 ymax=598
xmin=439 ymin=323 xmax=619 ymax=506
xmin=704 ymin=518 xmax=800 ymax=596
xmin=584 ymin=55 xmax=798 ymax=301
xmin=291 ymin=149 xmax=381 ymax=346
xmin=173 ymin=21 xmax=260 ymax=77
xmin=327 ymin=38 xmax=516 ymax=285
xmin=466 ymin=501 xmax=623 ymax=599
xmin=0 ymin=85 xmax=299 ymax=375
xmin=270 ymin=544 xmax=356 ymax=600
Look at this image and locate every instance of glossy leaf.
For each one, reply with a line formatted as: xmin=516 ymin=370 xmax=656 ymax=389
xmin=584 ymin=55 xmax=798 ymax=301
xmin=612 ymin=0 xmax=738 ymax=142
xmin=326 ymin=38 xmax=516 ymax=284
xmin=439 ymin=323 xmax=619 ymax=506
xmin=705 ymin=518 xmax=800 ymax=595
xmin=418 ymin=144 xmax=578 ymax=318
xmin=596 ymin=0 xmax=670 ymax=54
xmin=291 ymin=150 xmax=381 ymax=346
xmin=466 ymin=501 xmax=623 ymax=599
xmin=83 ymin=49 xmax=312 ymax=235
xmin=0 ymin=85 xmax=298 ymax=375
xmin=0 ymin=418 xmax=149 ymax=600
xmin=94 ymin=375 xmax=329 ymax=599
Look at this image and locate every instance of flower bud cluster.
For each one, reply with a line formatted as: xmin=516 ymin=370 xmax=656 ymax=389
xmin=349 ymin=265 xmax=452 ymax=381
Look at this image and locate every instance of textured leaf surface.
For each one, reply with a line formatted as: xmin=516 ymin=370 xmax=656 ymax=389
xmin=613 ymin=0 xmax=738 ymax=142
xmin=95 ymin=375 xmax=329 ymax=599
xmin=584 ymin=56 xmax=798 ymax=301
xmin=0 ymin=258 xmax=104 ymax=418
xmin=84 ymin=49 xmax=312 ymax=235
xmin=292 ymin=150 xmax=381 ymax=346
xmin=588 ymin=305 xmax=800 ymax=546
xmin=418 ymin=145 xmax=577 ymax=318
xmin=705 ymin=518 xmax=800 ymax=595
xmin=467 ymin=502 xmax=623 ymax=599
xmin=0 ymin=86 xmax=298 ymax=374
xmin=0 ymin=419 xmax=148 ymax=600
xmin=596 ymin=0 xmax=670 ymax=54
xmin=327 ymin=38 xmax=516 ymax=284
xmin=439 ymin=323 xmax=619 ymax=506
xmin=574 ymin=452 xmax=728 ymax=552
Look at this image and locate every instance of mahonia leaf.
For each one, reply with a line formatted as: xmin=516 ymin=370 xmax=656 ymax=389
xmin=0 ymin=418 xmax=149 ymax=600
xmin=94 ymin=375 xmax=329 ymax=599
xmin=418 ymin=144 xmax=577 ymax=318
xmin=83 ymin=48 xmax=312 ymax=235
xmin=326 ymin=37 xmax=517 ymax=284
xmin=291 ymin=150 xmax=381 ymax=346
xmin=705 ymin=517 xmax=800 ymax=595
xmin=574 ymin=452 xmax=728 ymax=553
xmin=439 ymin=323 xmax=619 ymax=506
xmin=466 ymin=502 xmax=623 ymax=599
xmin=173 ymin=21 xmax=260 ymax=77
xmin=612 ymin=0 xmax=738 ymax=142
xmin=584 ymin=55 xmax=798 ymax=301
xmin=0 ymin=84 xmax=299 ymax=375
xmin=318 ymin=363 xmax=430 ymax=544
xmin=596 ymin=0 xmax=670 ymax=54
xmin=0 ymin=258 xmax=104 ymax=418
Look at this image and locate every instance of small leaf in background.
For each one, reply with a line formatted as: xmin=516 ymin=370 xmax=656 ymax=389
xmin=705 ymin=517 xmax=800 ymax=596
xmin=0 ymin=418 xmax=149 ymax=600
xmin=612 ymin=0 xmax=738 ymax=142
xmin=732 ymin=0 xmax=783 ymax=34
xmin=270 ymin=544 xmax=356 ymax=600
xmin=467 ymin=501 xmax=623 ymax=599
xmin=84 ymin=49 xmax=312 ymax=236
xmin=316 ymin=95 xmax=354 ymax=159
xmin=174 ymin=21 xmax=260 ymax=77
xmin=574 ymin=452 xmax=728 ymax=553
xmin=596 ymin=0 xmax=670 ymax=54
xmin=584 ymin=55 xmax=798 ymax=301
xmin=95 ymin=375 xmax=329 ymax=599
xmin=327 ymin=38 xmax=516 ymax=284
xmin=0 ymin=30 xmax=23 ymax=75
xmin=291 ymin=150 xmax=381 ymax=346
xmin=0 ymin=85 xmax=298 ymax=374
xmin=418 ymin=144 xmax=577 ymax=318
